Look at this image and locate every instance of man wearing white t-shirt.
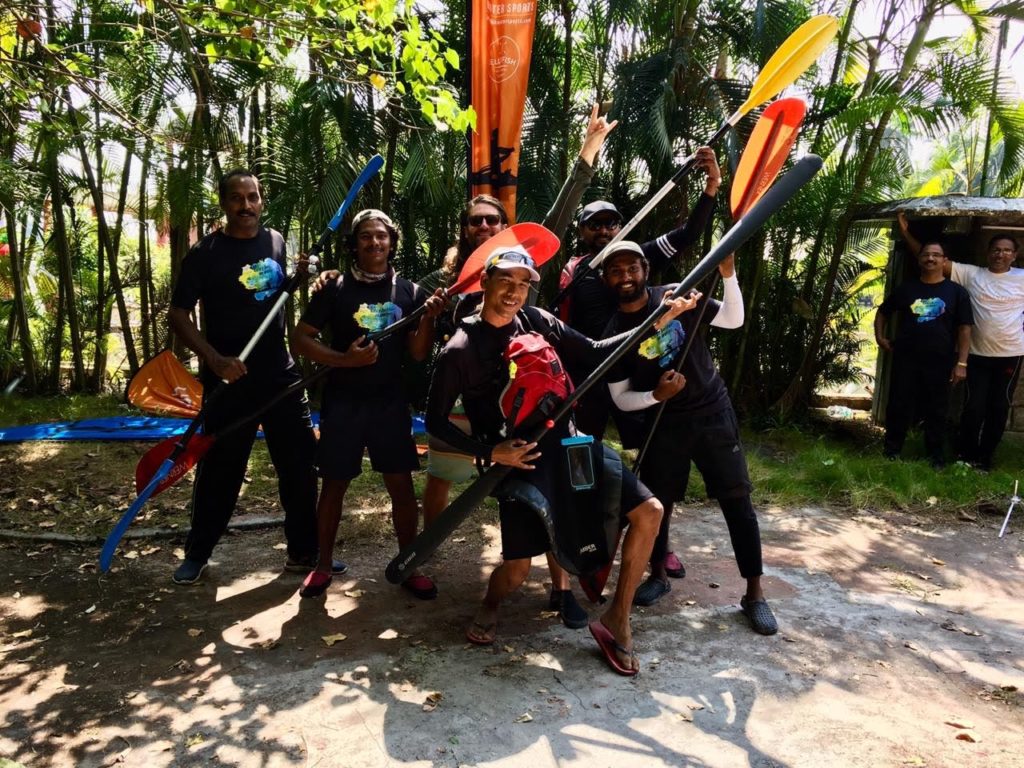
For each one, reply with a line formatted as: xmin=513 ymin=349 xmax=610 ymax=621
xmin=899 ymin=213 xmax=1024 ymax=469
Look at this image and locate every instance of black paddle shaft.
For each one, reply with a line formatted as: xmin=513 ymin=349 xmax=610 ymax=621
xmin=385 ymin=155 xmax=824 ymax=583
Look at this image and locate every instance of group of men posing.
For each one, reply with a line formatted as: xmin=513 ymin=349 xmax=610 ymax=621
xmin=874 ymin=214 xmax=1024 ymax=470
xmin=168 ymin=106 xmax=775 ymax=677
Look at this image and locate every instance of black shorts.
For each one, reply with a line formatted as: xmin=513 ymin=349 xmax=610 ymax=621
xmin=497 ymin=462 xmax=653 ymax=561
xmin=639 ymin=405 xmax=751 ymax=501
xmin=317 ymin=395 xmax=419 ymax=481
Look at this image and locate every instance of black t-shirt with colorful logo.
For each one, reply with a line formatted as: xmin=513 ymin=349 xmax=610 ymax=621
xmin=300 ymin=271 xmax=426 ymax=398
xmin=606 ymin=284 xmax=730 ymax=418
xmin=878 ymin=278 xmax=974 ymax=360
xmin=171 ymin=227 xmax=293 ymax=382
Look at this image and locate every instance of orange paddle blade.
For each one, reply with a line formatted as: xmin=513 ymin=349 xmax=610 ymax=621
xmin=453 ymin=222 xmax=560 ymax=294
xmin=731 ymin=98 xmax=806 ymax=219
xmin=127 ymin=350 xmax=203 ymax=418
xmin=135 ymin=433 xmax=215 ymax=496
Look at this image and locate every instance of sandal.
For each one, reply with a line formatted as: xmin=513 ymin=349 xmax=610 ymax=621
xmin=740 ymin=595 xmax=778 ymax=635
xmin=633 ymin=576 xmax=671 ymax=606
xmin=465 ymin=621 xmax=497 ymax=645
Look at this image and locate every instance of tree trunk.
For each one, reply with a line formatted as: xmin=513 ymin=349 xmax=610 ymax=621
xmin=2 ymin=203 xmax=38 ymax=390
xmin=67 ymin=101 xmax=140 ymax=375
xmin=47 ymin=152 xmax=87 ymax=390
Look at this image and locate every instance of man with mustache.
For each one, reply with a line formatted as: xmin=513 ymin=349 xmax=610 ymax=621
xmin=899 ymin=213 xmax=1024 ymax=470
xmin=168 ymin=169 xmax=338 ymax=585
xmin=601 ymin=242 xmax=777 ymax=635
xmin=874 ymin=239 xmax=972 ymax=467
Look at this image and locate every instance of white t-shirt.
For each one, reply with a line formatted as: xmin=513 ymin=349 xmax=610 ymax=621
xmin=950 ymin=262 xmax=1024 ymax=357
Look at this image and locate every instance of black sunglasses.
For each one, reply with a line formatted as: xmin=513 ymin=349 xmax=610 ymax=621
xmin=585 ymin=218 xmax=622 ymax=231
xmin=467 ymin=213 xmax=503 ymax=227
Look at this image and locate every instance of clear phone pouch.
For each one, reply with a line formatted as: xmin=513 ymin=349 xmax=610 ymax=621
xmin=562 ymin=434 xmax=595 ymax=491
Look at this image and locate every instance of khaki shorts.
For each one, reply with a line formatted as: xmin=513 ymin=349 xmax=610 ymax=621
xmin=426 ymin=402 xmax=477 ymax=483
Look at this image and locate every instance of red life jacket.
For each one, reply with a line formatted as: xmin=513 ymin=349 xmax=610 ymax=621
xmin=556 ymin=255 xmax=587 ymax=323
xmin=499 ymin=331 xmax=574 ymax=431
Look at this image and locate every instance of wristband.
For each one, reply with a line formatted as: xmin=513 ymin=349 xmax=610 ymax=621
xmin=956 ymin=362 xmax=967 ymax=368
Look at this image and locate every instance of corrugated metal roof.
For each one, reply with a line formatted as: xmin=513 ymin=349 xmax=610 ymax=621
xmin=854 ymin=195 xmax=1024 ymax=223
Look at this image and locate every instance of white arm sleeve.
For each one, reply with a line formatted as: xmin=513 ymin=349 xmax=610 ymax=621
xmin=608 ymin=379 xmax=659 ymax=412
xmin=710 ymin=273 xmax=744 ymax=329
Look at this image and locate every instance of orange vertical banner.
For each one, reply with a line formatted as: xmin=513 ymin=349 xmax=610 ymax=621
xmin=468 ymin=0 xmax=537 ymax=222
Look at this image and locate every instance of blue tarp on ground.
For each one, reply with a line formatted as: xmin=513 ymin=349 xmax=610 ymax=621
xmin=0 ymin=413 xmax=426 ymax=443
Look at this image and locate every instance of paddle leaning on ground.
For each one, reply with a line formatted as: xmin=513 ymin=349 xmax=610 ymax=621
xmin=548 ymin=13 xmax=838 ymax=314
xmin=128 ymin=222 xmax=561 ymax=503
xmin=386 ymin=154 xmax=825 ymax=585
xmin=98 ymin=155 xmax=385 ymax=572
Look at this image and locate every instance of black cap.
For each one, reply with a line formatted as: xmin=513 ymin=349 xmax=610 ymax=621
xmin=579 ymin=201 xmax=623 ymax=224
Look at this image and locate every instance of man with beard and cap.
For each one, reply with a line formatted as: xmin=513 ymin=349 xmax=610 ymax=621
xmin=417 ymin=104 xmax=618 ymax=624
xmin=601 ymin=241 xmax=778 ymax=635
xmin=554 ymin=148 xmax=721 ymax=445
xmin=425 ymin=245 xmax=697 ymax=674
xmin=168 ymin=169 xmax=339 ymax=585
xmin=874 ymin=239 xmax=972 ymax=467
xmin=290 ymin=209 xmax=445 ymax=599
xmin=899 ymin=213 xmax=1024 ymax=470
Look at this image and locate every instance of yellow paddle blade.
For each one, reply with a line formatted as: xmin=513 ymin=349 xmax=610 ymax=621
xmin=739 ymin=14 xmax=839 ymax=116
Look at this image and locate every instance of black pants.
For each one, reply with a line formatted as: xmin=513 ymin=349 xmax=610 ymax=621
xmin=185 ymin=369 xmax=318 ymax=564
xmin=638 ymin=407 xmax=762 ymax=579
xmin=957 ymin=354 xmax=1023 ymax=464
xmin=884 ymin=353 xmax=952 ymax=462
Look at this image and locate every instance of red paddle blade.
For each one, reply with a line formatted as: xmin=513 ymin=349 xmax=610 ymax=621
xmin=135 ymin=433 xmax=215 ymax=497
xmin=731 ymin=98 xmax=806 ymax=219
xmin=452 ymin=222 xmax=561 ymax=295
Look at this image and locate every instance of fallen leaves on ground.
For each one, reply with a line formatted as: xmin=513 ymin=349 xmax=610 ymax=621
xmin=344 ymin=589 xmax=365 ymax=598
xmin=186 ymin=628 xmax=203 ymax=638
xmin=321 ymin=633 xmax=347 ymax=647
xmin=940 ymin=620 xmax=982 ymax=637
xmin=514 ymin=712 xmax=533 ymax=723
xmin=423 ymin=692 xmax=443 ymax=712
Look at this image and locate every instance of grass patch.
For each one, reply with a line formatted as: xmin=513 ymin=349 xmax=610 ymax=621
xmin=0 ymin=393 xmax=127 ymax=425
xmin=609 ymin=416 xmax=1023 ymax=513
xmin=2 ymin=395 xmax=1021 ymax=540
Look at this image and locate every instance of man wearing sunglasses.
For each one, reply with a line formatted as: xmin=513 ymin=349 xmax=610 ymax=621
xmin=899 ymin=213 xmax=1024 ymax=470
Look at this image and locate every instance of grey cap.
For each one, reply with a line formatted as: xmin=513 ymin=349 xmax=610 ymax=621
xmin=601 ymin=240 xmax=646 ymax=268
xmin=351 ymin=208 xmax=396 ymax=230
xmin=579 ymin=200 xmax=623 ymax=224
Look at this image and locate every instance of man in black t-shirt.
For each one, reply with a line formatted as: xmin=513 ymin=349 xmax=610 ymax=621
xmin=554 ymin=147 xmax=721 ymax=443
xmin=168 ymin=169 xmax=333 ymax=585
xmin=427 ymin=247 xmax=694 ymax=675
xmin=291 ymin=209 xmax=444 ymax=600
xmin=603 ymin=242 xmax=778 ymax=635
xmin=874 ymin=240 xmax=973 ymax=466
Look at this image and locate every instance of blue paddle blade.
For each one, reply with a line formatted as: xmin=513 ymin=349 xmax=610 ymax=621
xmin=99 ymin=456 xmax=175 ymax=572
xmin=328 ymin=154 xmax=384 ymax=232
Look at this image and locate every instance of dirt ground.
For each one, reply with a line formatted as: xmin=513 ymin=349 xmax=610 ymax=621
xmin=1 ymin=485 xmax=1022 ymax=768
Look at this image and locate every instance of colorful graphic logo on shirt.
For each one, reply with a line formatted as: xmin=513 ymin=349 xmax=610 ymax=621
xmin=910 ymin=297 xmax=946 ymax=323
xmin=237 ymin=258 xmax=284 ymax=301
xmin=638 ymin=320 xmax=686 ymax=367
xmin=353 ymin=302 xmax=403 ymax=333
